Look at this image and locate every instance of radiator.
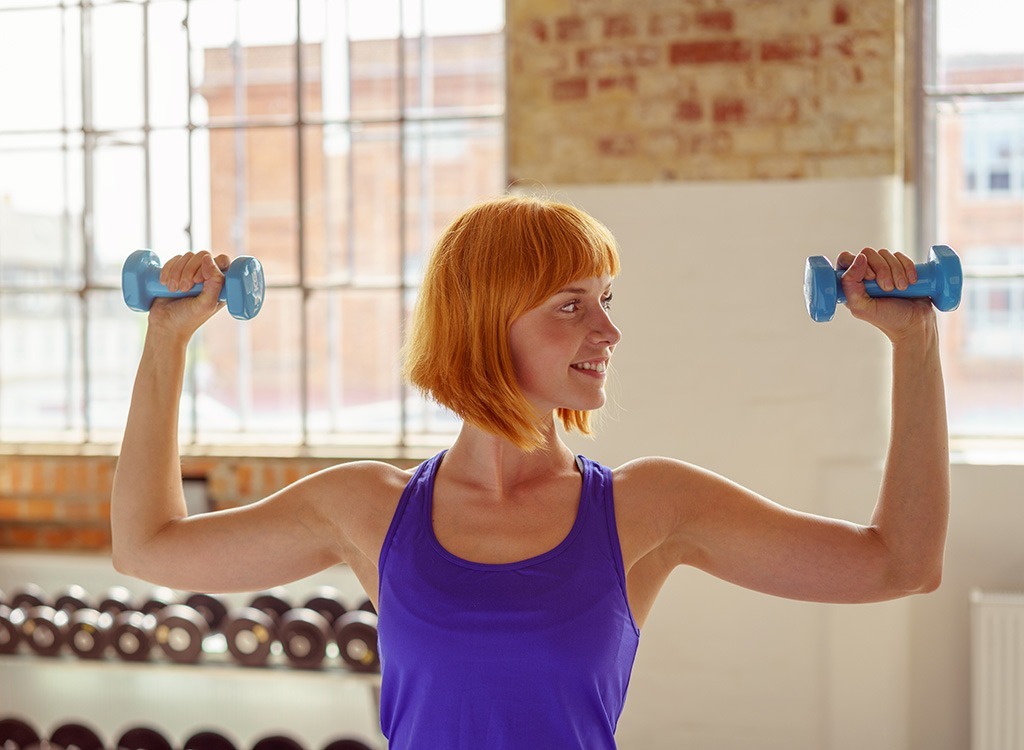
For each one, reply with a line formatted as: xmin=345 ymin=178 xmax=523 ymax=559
xmin=972 ymin=589 xmax=1024 ymax=750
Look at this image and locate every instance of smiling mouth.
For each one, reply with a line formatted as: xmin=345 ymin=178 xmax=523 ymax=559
xmin=570 ymin=361 xmax=608 ymax=375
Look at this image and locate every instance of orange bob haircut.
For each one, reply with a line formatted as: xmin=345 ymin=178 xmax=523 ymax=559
xmin=403 ymin=195 xmax=621 ymax=452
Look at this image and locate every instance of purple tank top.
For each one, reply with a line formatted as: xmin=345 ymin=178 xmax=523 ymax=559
xmin=377 ymin=451 xmax=640 ymax=749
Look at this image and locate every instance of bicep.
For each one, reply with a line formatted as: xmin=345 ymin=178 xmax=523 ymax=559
xmin=660 ymin=461 xmax=896 ymax=604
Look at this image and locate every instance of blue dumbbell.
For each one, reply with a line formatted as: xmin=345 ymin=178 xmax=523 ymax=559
xmin=122 ymin=249 xmax=265 ymax=320
xmin=804 ymin=244 xmax=962 ymax=323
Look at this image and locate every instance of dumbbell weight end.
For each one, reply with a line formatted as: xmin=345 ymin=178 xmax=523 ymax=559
xmin=805 ymin=244 xmax=962 ymax=323
xmin=122 ymin=249 xmax=265 ymax=320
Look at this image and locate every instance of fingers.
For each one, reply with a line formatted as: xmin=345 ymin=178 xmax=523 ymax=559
xmin=159 ymin=251 xmax=225 ymax=292
xmin=838 ymin=247 xmax=918 ymax=291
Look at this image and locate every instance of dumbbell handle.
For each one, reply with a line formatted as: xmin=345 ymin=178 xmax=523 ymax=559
xmin=835 ymin=262 xmax=941 ymax=304
xmin=122 ymin=249 xmax=265 ymax=320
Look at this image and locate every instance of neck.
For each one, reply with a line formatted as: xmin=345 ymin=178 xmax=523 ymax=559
xmin=442 ymin=415 xmax=577 ymax=494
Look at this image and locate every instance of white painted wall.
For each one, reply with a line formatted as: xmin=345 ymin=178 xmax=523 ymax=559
xmin=532 ymin=177 xmax=1014 ymax=749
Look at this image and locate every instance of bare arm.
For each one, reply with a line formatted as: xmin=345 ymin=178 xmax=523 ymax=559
xmin=110 ymin=252 xmax=374 ymax=592
xmin=631 ymin=248 xmax=949 ymax=604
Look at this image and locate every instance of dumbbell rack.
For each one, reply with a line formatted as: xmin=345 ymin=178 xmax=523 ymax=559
xmin=0 ymin=551 xmax=383 ymax=750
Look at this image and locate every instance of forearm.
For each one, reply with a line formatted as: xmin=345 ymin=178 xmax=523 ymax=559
xmin=110 ymin=327 xmax=191 ymax=575
xmin=871 ymin=315 xmax=950 ymax=592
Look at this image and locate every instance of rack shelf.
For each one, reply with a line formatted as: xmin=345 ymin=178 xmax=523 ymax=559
xmin=0 ymin=551 xmax=383 ymax=749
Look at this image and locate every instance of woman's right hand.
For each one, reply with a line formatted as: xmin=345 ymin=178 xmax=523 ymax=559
xmin=148 ymin=251 xmax=232 ymax=342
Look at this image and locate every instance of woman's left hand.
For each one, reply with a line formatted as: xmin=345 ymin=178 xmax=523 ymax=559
xmin=836 ymin=247 xmax=936 ymax=341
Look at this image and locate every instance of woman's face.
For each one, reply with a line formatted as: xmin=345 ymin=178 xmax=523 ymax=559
xmin=508 ymin=274 xmax=621 ymax=416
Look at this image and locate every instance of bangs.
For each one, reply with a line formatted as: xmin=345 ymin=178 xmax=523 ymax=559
xmin=512 ymin=202 xmax=621 ymax=314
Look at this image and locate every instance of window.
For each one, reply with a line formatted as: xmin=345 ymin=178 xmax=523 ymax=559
xmin=0 ymin=0 xmax=505 ymax=453
xmin=922 ymin=0 xmax=1024 ymax=442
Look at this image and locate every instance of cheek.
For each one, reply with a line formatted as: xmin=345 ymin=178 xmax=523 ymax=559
xmin=509 ymin=330 xmax=568 ymax=387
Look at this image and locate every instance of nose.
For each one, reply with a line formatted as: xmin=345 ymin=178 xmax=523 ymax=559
xmin=591 ymin=307 xmax=622 ymax=347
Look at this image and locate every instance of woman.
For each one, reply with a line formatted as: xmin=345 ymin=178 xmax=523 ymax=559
xmin=111 ymin=195 xmax=949 ymax=749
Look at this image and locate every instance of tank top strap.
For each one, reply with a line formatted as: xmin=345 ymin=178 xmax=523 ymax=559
xmin=379 ymin=450 xmax=446 ymax=576
xmin=577 ymin=454 xmax=638 ymax=637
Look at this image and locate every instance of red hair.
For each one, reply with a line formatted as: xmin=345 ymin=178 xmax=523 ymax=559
xmin=403 ymin=195 xmax=621 ymax=451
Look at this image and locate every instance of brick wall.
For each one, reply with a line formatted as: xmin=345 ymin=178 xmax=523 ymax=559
xmin=0 ymin=455 xmax=417 ymax=551
xmin=507 ymin=0 xmax=902 ymax=183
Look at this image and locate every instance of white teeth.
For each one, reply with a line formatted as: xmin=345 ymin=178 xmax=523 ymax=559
xmin=572 ymin=361 xmax=607 ymax=373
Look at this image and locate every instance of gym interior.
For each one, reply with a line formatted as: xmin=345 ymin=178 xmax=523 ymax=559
xmin=1 ymin=0 xmax=1022 ymax=749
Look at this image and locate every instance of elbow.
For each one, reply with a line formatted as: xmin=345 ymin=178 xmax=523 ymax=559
xmin=110 ymin=543 xmax=139 ymax=579
xmin=914 ymin=565 xmax=943 ymax=595
xmin=889 ymin=562 xmax=943 ymax=598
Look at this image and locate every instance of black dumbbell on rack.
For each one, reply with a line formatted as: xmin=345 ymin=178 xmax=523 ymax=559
xmin=334 ymin=610 xmax=380 ymax=674
xmin=139 ymin=587 xmax=177 ymax=616
xmin=97 ymin=586 xmax=136 ymax=617
xmin=22 ymin=605 xmax=70 ymax=658
xmin=0 ymin=717 xmax=40 ymax=750
xmin=7 ymin=584 xmax=47 ymax=612
xmin=223 ymin=589 xmax=292 ymax=668
xmin=66 ymin=607 xmax=114 ymax=661
xmin=111 ymin=609 xmax=159 ymax=662
xmin=50 ymin=722 xmax=105 ymax=750
xmin=251 ymin=736 xmax=305 ymax=750
xmin=53 ymin=585 xmax=91 ymax=615
xmin=302 ymin=587 xmax=349 ymax=628
xmin=0 ymin=603 xmax=26 ymax=655
xmin=116 ymin=726 xmax=174 ymax=750
xmin=278 ymin=607 xmax=333 ymax=670
xmin=322 ymin=740 xmax=374 ymax=750
xmin=184 ymin=730 xmax=239 ymax=750
xmin=153 ymin=603 xmax=213 ymax=665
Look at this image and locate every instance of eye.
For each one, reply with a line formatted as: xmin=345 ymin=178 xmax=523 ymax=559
xmin=560 ymin=300 xmax=580 ymax=313
xmin=602 ymin=293 xmax=614 ymax=310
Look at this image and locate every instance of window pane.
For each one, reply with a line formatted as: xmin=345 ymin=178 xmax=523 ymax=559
xmin=0 ymin=134 xmax=84 ymax=287
xmin=0 ymin=8 xmax=64 ymax=132
xmin=190 ymin=0 xmax=298 ymax=126
xmin=91 ymin=2 xmax=145 ymax=131
xmin=350 ymin=38 xmax=400 ymax=119
xmin=148 ymin=1 xmax=190 ymax=128
xmin=300 ymin=0 xmax=348 ymax=122
xmin=150 ymin=129 xmax=191 ymax=253
xmin=92 ymin=135 xmax=146 ymax=283
xmin=936 ymin=0 xmax=1024 ymax=86
xmin=941 ymin=273 xmax=1024 ymax=436
xmin=303 ymin=124 xmax=351 ymax=283
xmin=405 ymin=32 xmax=504 ymax=116
xmin=87 ymin=291 xmax=147 ymax=442
xmin=207 ymin=126 xmax=299 ymax=282
xmin=350 ymin=123 xmax=400 ymax=282
xmin=195 ymin=289 xmax=303 ymax=443
xmin=348 ymin=0 xmax=400 ymax=42
xmin=307 ymin=289 xmax=401 ymax=439
xmin=0 ymin=292 xmax=83 ymax=441
xmin=420 ymin=0 xmax=504 ymax=37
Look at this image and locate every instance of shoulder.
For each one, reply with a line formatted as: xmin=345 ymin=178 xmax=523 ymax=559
xmin=611 ymin=455 xmax=718 ymax=500
xmin=301 ymin=459 xmax=414 ymax=515
xmin=610 ymin=456 xmax=735 ymax=544
xmin=293 ymin=459 xmax=416 ymax=555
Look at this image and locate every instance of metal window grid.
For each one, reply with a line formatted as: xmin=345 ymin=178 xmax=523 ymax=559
xmin=0 ymin=0 xmax=505 ymax=454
